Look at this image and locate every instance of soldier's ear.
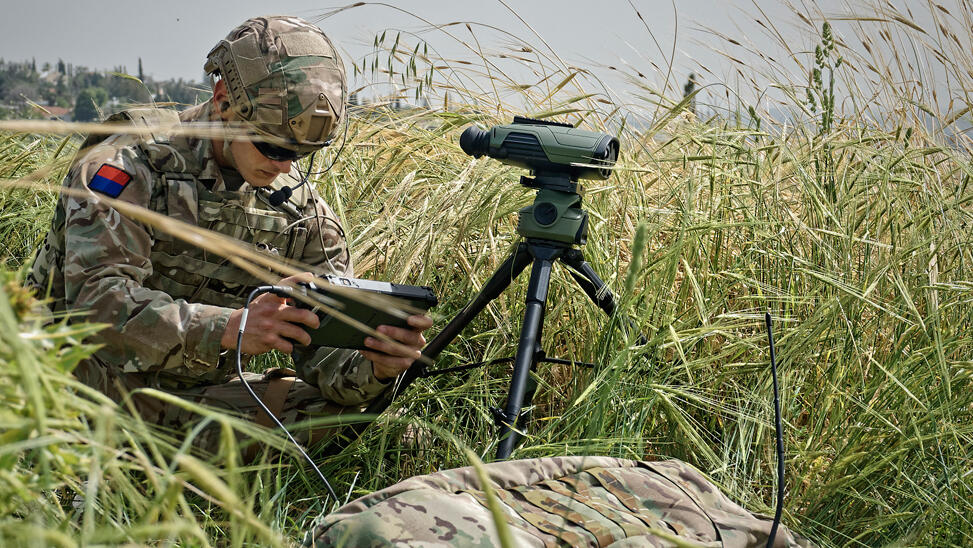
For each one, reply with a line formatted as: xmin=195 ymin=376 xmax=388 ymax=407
xmin=212 ymin=80 xmax=228 ymax=104
xmin=212 ymin=80 xmax=234 ymax=120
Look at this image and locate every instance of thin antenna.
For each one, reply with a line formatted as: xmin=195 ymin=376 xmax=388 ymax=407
xmin=765 ymin=311 xmax=784 ymax=547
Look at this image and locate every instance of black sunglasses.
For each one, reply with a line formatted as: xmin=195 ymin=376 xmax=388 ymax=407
xmin=253 ymin=140 xmax=314 ymax=162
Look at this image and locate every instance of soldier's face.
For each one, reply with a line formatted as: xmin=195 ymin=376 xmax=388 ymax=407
xmin=229 ymin=140 xmax=293 ymax=187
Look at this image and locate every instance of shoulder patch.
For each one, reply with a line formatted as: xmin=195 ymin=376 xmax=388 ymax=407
xmin=88 ymin=163 xmax=133 ymax=198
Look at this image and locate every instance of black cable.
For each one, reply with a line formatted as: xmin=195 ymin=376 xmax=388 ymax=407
xmin=765 ymin=311 xmax=784 ymax=548
xmin=300 ymin=150 xmax=318 ymax=182
xmin=267 ymin=151 xmax=318 ymax=206
xmin=420 ymin=356 xmax=597 ymax=378
xmin=237 ymin=286 xmax=338 ymax=503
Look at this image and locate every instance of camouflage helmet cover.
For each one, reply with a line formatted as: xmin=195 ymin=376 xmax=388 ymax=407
xmin=204 ymin=15 xmax=346 ymax=156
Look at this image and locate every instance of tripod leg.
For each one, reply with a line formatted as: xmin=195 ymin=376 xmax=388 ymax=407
xmin=562 ymin=248 xmax=647 ymax=345
xmin=562 ymin=248 xmax=618 ymax=316
xmin=496 ymin=244 xmax=562 ymax=459
xmin=422 ymin=242 xmax=533 ymax=362
xmin=364 ymin=243 xmax=533 ymax=416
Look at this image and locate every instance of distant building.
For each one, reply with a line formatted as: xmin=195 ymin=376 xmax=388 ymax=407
xmin=32 ymin=104 xmax=72 ymax=121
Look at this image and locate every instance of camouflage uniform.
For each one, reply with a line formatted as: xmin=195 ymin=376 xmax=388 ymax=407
xmin=28 ymin=16 xmax=384 ymax=452
xmin=28 ymin=104 xmax=385 ymax=453
xmin=305 ymin=456 xmax=814 ymax=547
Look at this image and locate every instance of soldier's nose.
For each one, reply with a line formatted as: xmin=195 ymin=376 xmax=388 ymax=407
xmin=270 ymin=159 xmax=292 ymax=173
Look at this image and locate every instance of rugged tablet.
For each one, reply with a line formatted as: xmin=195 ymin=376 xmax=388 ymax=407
xmin=294 ymin=276 xmax=438 ymax=350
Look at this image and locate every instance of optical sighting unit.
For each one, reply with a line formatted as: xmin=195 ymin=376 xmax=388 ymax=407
xmin=366 ymin=116 xmax=635 ymax=459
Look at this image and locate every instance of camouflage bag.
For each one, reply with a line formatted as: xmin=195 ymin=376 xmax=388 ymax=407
xmin=304 ymin=456 xmax=813 ymax=547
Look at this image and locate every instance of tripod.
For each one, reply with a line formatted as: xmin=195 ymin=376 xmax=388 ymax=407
xmin=365 ymin=174 xmax=630 ymax=459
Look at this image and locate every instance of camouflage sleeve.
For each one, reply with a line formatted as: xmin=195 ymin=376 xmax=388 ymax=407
xmin=291 ymin=193 xmax=391 ymax=406
xmin=292 ymin=346 xmax=390 ymax=406
xmin=60 ymin=139 xmax=231 ymax=375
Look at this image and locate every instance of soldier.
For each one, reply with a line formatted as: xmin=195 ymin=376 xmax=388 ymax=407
xmin=28 ymin=15 xmax=432 ymax=453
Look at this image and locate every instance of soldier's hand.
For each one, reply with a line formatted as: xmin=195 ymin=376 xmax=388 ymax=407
xmin=359 ymin=314 xmax=434 ymax=381
xmin=221 ymin=274 xmax=320 ymax=355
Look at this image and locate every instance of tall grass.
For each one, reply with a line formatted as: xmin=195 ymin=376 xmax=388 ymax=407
xmin=1 ymin=1 xmax=971 ymax=546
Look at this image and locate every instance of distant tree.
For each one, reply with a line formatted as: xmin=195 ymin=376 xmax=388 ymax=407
xmin=89 ymin=86 xmax=108 ymax=107
xmin=57 ymin=59 xmax=66 ymax=75
xmin=74 ymin=86 xmax=107 ymax=121
xmin=156 ymin=77 xmax=208 ymax=106
xmin=73 ymin=89 xmax=98 ymax=121
xmin=8 ymin=81 xmax=39 ymax=105
xmin=31 ymin=58 xmax=36 ymax=72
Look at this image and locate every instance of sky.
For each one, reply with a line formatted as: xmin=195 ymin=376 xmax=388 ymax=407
xmin=0 ymin=1 xmax=964 ymax=122
xmin=0 ymin=1 xmax=802 ymax=88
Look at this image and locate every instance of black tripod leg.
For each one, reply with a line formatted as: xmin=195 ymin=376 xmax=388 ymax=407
xmin=364 ymin=243 xmax=533 ymax=416
xmin=562 ymin=248 xmax=647 ymax=345
xmin=422 ymin=242 xmax=533 ymax=362
xmin=562 ymin=248 xmax=618 ymax=316
xmin=495 ymin=245 xmax=561 ymax=459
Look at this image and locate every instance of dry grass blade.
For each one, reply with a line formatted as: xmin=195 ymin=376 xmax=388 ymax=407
xmin=0 ymin=119 xmax=251 ymax=141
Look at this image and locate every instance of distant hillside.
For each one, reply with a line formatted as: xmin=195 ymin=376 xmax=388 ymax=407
xmin=0 ymin=58 xmax=209 ymax=121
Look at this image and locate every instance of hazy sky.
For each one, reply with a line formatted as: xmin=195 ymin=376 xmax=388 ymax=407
xmin=1 ymin=1 xmax=801 ymax=86
xmin=0 ymin=0 xmax=962 ymax=117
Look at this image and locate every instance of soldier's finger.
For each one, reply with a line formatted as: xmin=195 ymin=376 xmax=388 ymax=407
xmin=272 ymin=336 xmax=295 ymax=354
xmin=253 ymin=291 xmax=288 ymax=309
xmin=277 ymin=305 xmax=320 ymax=329
xmin=376 ymin=325 xmax=426 ymax=349
xmin=278 ymin=321 xmax=312 ymax=347
xmin=279 ymin=271 xmax=315 ymax=287
xmin=406 ymin=314 xmax=434 ymax=331
xmin=364 ymin=335 xmax=421 ymax=359
xmin=242 ymin=329 xmax=284 ymax=356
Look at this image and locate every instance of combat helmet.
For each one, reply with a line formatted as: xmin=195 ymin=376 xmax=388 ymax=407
xmin=204 ymin=15 xmax=346 ymax=160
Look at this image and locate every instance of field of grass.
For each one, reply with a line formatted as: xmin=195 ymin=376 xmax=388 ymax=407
xmin=1 ymin=2 xmax=971 ymax=546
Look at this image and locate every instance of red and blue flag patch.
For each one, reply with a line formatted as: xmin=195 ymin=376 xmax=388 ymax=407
xmin=88 ymin=164 xmax=132 ymax=198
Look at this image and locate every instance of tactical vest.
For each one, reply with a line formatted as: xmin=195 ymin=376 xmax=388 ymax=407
xmin=117 ymin=108 xmax=317 ymax=310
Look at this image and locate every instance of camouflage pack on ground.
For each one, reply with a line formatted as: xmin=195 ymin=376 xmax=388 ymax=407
xmin=305 ymin=456 xmax=813 ymax=547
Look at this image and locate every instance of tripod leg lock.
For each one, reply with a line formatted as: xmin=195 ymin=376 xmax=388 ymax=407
xmin=490 ymin=407 xmax=519 ymax=429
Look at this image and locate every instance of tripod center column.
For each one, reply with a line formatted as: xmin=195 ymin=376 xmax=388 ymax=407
xmin=495 ymin=243 xmax=564 ymax=459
